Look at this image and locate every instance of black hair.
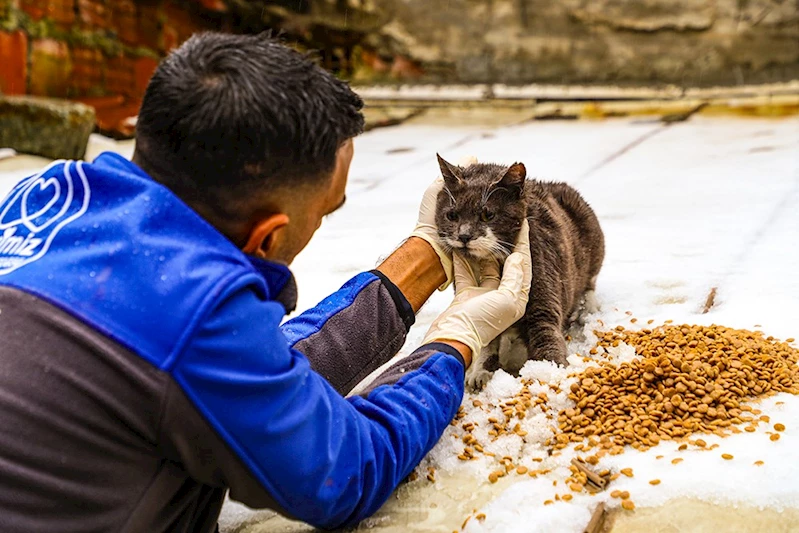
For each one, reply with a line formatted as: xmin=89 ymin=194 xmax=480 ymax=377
xmin=133 ymin=32 xmax=364 ymax=223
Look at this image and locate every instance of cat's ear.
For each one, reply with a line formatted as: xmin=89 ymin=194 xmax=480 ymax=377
xmin=437 ymin=153 xmax=463 ymax=188
xmin=496 ymin=162 xmax=526 ymax=194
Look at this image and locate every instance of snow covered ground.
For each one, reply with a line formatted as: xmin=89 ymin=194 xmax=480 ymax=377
xmin=1 ymin=114 xmax=798 ymax=532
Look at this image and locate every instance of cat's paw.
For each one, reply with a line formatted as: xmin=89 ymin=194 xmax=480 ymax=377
xmin=465 ymin=365 xmax=492 ymax=391
xmin=583 ymin=290 xmax=600 ymax=314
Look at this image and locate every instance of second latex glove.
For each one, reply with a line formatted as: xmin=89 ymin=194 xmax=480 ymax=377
xmin=422 ymin=219 xmax=532 ymax=361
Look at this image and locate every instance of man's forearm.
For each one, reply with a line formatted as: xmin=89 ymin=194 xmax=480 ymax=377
xmin=376 ymin=237 xmax=445 ymax=313
xmin=376 ymin=237 xmax=471 ymax=366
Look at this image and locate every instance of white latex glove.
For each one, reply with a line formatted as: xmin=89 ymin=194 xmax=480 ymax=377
xmin=410 ymin=155 xmax=478 ymax=290
xmin=422 ymin=219 xmax=532 ymax=361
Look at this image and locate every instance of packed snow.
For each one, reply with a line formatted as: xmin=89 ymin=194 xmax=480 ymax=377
xmin=2 ymin=115 xmax=798 ymax=533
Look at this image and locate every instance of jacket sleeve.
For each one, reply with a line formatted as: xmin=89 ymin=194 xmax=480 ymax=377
xmin=169 ymin=273 xmax=465 ymax=530
xmin=280 ymin=271 xmax=415 ymax=396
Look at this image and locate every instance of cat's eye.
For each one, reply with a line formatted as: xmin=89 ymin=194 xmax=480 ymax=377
xmin=446 ymin=211 xmax=459 ymax=221
xmin=481 ymin=209 xmax=495 ymax=222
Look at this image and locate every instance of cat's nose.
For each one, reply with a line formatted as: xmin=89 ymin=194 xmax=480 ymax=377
xmin=458 ymin=234 xmax=471 ymax=244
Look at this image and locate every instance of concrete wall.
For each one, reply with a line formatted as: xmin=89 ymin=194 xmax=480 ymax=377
xmin=357 ymin=0 xmax=799 ymax=86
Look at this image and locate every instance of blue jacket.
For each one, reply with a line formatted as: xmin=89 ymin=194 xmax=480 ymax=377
xmin=0 ymin=152 xmax=465 ymax=532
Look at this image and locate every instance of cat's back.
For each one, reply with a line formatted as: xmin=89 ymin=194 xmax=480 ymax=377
xmin=524 ymin=179 xmax=605 ymax=279
xmin=537 ymin=181 xmax=595 ymax=223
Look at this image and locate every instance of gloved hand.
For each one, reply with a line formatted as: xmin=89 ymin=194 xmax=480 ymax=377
xmin=422 ymin=219 xmax=532 ymax=361
xmin=410 ymin=155 xmax=478 ymax=290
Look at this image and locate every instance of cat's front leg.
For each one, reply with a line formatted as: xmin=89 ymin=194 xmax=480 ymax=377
xmin=497 ymin=325 xmax=527 ymax=375
xmin=527 ymin=324 xmax=569 ymax=367
xmin=466 ymin=338 xmax=499 ymax=391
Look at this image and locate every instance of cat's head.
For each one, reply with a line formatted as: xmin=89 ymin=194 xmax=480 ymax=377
xmin=434 ymin=154 xmax=527 ymax=261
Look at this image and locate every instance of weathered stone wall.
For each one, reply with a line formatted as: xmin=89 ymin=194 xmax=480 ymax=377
xmin=1 ymin=0 xmax=795 ymax=103
xmin=356 ymin=0 xmax=799 ymax=86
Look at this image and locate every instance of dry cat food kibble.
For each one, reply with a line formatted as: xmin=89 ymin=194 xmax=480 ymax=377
xmin=555 ymin=325 xmax=799 ymax=451
xmin=621 ymin=500 xmax=635 ymax=511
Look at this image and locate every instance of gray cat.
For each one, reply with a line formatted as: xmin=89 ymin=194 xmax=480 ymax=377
xmin=434 ymin=154 xmax=605 ymax=389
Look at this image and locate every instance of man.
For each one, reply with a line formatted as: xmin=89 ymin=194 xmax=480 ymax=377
xmin=0 ymin=33 xmax=530 ymax=532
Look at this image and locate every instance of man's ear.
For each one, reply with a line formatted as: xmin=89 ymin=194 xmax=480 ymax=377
xmin=242 ymin=213 xmax=290 ymax=259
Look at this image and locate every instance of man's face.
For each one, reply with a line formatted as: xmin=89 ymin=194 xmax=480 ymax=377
xmin=269 ymin=139 xmax=354 ymax=265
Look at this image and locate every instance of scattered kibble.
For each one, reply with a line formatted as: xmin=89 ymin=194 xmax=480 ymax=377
xmin=672 ymin=458 xmax=683 ymax=465
xmin=476 ymin=513 xmax=486 ymax=522
xmin=516 ymin=466 xmax=528 ymax=475
xmin=562 ymin=494 xmax=573 ymax=501
xmin=695 ymin=439 xmax=707 ymax=448
xmin=544 ymin=500 xmax=554 ymax=506
xmin=620 ymin=491 xmax=630 ymax=500
xmin=722 ymin=453 xmax=734 ymax=460
xmin=622 ymin=500 xmax=635 ymax=511
xmin=754 ymin=460 xmax=765 ymax=466
xmin=554 ymin=325 xmax=799 ymax=452
xmin=774 ymin=423 xmax=786 ymax=432
xmin=488 ymin=472 xmax=499 ymax=484
xmin=770 ymin=433 xmax=781 ymax=441
xmin=678 ymin=444 xmax=688 ymax=451
xmin=611 ymin=490 xmax=622 ymax=498
xmin=649 ymin=479 xmax=661 ymax=485
xmin=620 ymin=468 xmax=634 ymax=477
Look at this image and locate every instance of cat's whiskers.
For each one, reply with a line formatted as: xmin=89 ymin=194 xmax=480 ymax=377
xmin=481 ymin=186 xmax=508 ymax=205
xmin=442 ymin=185 xmax=456 ymax=206
xmin=487 ymin=241 xmax=511 ymax=261
xmin=493 ymin=238 xmax=516 ymax=248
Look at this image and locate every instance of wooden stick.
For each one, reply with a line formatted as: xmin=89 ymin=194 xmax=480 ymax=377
xmin=702 ymin=287 xmax=718 ymax=314
xmin=571 ymin=458 xmax=608 ymax=489
xmin=584 ymin=503 xmax=607 ymax=533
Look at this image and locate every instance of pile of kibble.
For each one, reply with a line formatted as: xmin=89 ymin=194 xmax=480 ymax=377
xmin=554 ymin=324 xmax=799 ymax=451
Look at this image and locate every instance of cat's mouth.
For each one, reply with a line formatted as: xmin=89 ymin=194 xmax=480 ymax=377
xmin=444 ymin=236 xmax=503 ymax=260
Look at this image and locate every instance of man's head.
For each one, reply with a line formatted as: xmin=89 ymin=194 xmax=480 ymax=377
xmin=133 ymin=32 xmax=364 ymax=264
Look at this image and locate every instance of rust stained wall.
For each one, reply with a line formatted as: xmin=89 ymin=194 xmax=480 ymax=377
xmin=0 ymin=0 xmax=224 ymax=101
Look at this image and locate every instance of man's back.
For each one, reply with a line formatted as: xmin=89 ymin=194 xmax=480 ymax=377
xmin=0 ymin=154 xmax=257 ymax=531
xmin=0 ymin=286 xmax=224 ymax=532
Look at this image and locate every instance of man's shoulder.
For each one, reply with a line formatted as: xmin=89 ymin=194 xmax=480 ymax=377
xmin=0 ymin=153 xmax=263 ymax=369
